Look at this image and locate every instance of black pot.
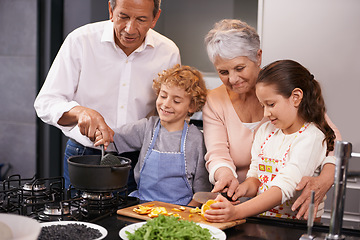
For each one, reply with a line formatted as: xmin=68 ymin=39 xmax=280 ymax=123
xmin=67 ymin=155 xmax=131 ymax=192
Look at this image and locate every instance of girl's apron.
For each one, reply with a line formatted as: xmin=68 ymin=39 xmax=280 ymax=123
xmin=257 ymin=123 xmax=309 ymax=219
xmin=130 ymin=120 xmax=193 ymax=205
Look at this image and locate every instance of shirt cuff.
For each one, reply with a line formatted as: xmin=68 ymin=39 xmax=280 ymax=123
xmin=208 ymin=163 xmax=238 ymax=185
xmin=53 ymin=101 xmax=80 ymax=132
xmin=321 ymin=156 xmax=335 ymax=169
xmin=246 ymin=170 xmax=258 ymax=179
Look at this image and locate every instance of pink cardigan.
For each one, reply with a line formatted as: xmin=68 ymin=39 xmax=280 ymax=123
xmin=202 ymin=85 xmax=268 ymax=184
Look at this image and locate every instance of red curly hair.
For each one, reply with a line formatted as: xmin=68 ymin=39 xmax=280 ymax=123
xmin=153 ymin=64 xmax=207 ymax=116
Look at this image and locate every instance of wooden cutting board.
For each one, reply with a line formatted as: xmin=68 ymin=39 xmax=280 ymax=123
xmin=116 ymin=201 xmax=245 ymax=230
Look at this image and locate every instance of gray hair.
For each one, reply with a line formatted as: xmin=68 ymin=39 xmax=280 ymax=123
xmin=109 ymin=0 xmax=161 ymax=18
xmin=205 ymin=19 xmax=260 ymax=63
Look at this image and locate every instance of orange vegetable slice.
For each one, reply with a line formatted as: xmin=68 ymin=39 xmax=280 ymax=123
xmin=133 ymin=205 xmax=153 ymax=214
xmin=147 ymin=207 xmax=168 ymax=218
xmin=171 ymin=208 xmax=182 ymax=212
xmin=190 ymin=207 xmax=201 ymax=214
xmin=201 ymin=199 xmax=219 ymax=219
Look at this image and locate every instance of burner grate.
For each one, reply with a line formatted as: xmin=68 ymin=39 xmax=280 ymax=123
xmin=0 ymin=175 xmax=65 ymax=216
xmin=0 ymin=174 xmax=139 ymax=223
xmin=64 ymin=186 xmax=129 ymax=221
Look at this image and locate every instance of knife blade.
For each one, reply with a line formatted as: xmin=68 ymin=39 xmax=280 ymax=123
xmin=193 ymin=192 xmax=234 ymax=204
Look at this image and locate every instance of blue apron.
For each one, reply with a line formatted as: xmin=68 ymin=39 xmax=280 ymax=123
xmin=130 ymin=120 xmax=193 ymax=205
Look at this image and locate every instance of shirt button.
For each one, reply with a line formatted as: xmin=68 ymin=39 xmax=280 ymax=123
xmin=122 ymin=83 xmax=126 ymax=87
xmin=126 ymin=60 xmax=128 ymax=63
xmin=120 ymin=106 xmax=124 ymax=109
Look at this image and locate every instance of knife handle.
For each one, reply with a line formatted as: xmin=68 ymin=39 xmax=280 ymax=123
xmin=220 ymin=192 xmax=234 ymax=201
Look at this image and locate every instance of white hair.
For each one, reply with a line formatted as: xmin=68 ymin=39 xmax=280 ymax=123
xmin=205 ymin=19 xmax=260 ymax=63
xmin=108 ymin=0 xmax=161 ymax=18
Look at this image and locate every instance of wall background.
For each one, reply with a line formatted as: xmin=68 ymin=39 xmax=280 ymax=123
xmin=0 ymin=0 xmax=37 ymax=179
xmin=258 ymin=0 xmax=360 ymax=165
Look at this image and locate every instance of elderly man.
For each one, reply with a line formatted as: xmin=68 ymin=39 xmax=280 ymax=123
xmin=34 ymin=0 xmax=180 ymax=189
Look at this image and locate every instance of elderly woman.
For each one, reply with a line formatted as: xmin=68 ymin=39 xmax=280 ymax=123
xmin=202 ymin=19 xmax=341 ymax=219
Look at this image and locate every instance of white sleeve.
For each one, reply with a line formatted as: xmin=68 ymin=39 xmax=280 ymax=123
xmin=270 ymin=126 xmax=327 ymax=203
xmin=34 ymin=33 xmax=82 ymax=132
xmin=321 ymin=155 xmax=335 ymax=169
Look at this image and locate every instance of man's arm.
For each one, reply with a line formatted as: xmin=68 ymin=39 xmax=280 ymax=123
xmin=58 ymin=106 xmax=114 ymax=147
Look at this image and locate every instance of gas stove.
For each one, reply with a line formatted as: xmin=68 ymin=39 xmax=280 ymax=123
xmin=0 ymin=174 xmax=139 ymax=223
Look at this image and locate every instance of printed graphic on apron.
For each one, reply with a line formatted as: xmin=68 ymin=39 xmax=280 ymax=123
xmin=257 ymin=123 xmax=309 ymax=219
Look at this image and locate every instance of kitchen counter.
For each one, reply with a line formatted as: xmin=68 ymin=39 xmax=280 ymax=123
xmin=95 ymin=212 xmax=360 ymax=240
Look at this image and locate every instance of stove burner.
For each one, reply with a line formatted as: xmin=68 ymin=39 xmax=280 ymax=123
xmin=80 ymin=193 xmax=118 ymax=216
xmin=44 ymin=202 xmax=70 ymax=216
xmin=1 ymin=174 xmax=139 ymax=224
xmin=37 ymin=202 xmax=70 ymax=222
xmin=0 ymin=175 xmax=65 ymax=217
xmin=81 ymin=192 xmax=113 ymax=201
xmin=23 ymin=181 xmax=46 ymax=191
xmin=65 ymin=186 xmax=132 ymax=221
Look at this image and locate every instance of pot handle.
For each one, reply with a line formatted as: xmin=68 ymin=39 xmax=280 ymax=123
xmin=110 ymin=165 xmax=131 ymax=171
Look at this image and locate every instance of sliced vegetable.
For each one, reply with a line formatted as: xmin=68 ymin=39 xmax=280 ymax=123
xmin=126 ymin=214 xmax=215 ymax=240
xmin=190 ymin=207 xmax=201 ymax=214
xmin=201 ymin=200 xmax=219 ymax=220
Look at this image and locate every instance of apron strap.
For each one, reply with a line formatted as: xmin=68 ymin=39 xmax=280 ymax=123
xmin=180 ymin=121 xmax=188 ymax=153
xmin=146 ymin=120 xmax=188 ymax=157
xmin=144 ymin=120 xmax=161 ymax=160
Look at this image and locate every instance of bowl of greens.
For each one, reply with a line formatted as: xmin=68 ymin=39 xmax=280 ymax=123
xmin=119 ymin=214 xmax=226 ymax=240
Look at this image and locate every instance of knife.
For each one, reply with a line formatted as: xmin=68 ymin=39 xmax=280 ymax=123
xmin=193 ymin=192 xmax=235 ymax=204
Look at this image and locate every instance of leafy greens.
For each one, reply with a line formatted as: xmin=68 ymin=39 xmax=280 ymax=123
xmin=126 ymin=214 xmax=216 ymax=240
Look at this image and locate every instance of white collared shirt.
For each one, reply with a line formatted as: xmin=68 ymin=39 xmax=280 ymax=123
xmin=34 ymin=20 xmax=180 ymax=148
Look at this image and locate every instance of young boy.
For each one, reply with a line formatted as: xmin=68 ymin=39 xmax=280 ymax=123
xmin=95 ymin=65 xmax=211 ymax=206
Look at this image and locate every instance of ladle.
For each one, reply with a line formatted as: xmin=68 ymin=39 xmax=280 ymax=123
xmin=100 ymin=145 xmax=122 ymax=165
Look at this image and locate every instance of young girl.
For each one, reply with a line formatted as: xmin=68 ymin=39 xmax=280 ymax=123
xmin=204 ymin=59 xmax=336 ymax=222
xmin=95 ymin=65 xmax=211 ymax=206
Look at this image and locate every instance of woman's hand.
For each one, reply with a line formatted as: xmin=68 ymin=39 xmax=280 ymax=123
xmin=212 ymin=167 xmax=239 ymax=200
xmin=203 ymin=195 xmax=238 ymax=222
xmin=292 ymin=164 xmax=335 ymax=219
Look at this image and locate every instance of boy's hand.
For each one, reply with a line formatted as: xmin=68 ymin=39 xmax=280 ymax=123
xmin=94 ymin=129 xmax=106 ymax=148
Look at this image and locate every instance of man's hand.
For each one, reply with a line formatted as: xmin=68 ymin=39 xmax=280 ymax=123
xmin=58 ymin=106 xmax=114 ymax=146
xmin=292 ymin=164 xmax=335 ymax=219
xmin=212 ymin=167 xmax=239 ymax=201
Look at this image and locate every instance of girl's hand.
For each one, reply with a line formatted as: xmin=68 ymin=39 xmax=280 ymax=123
xmin=231 ymin=183 xmax=248 ymax=201
xmin=203 ymin=195 xmax=238 ymax=222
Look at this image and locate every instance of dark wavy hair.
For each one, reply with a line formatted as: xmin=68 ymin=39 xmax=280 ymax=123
xmin=257 ymin=60 xmax=335 ymax=155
